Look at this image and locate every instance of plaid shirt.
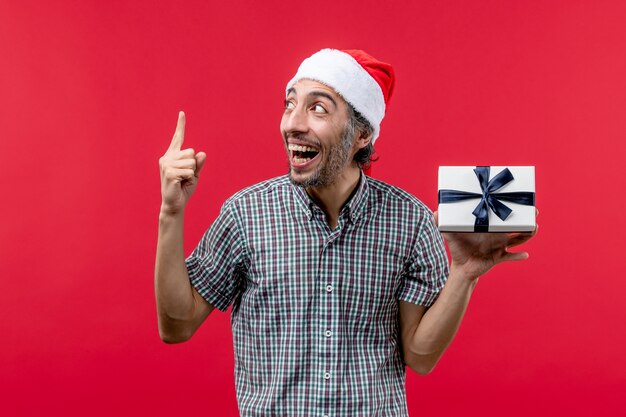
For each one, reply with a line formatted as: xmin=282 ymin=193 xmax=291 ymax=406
xmin=186 ymin=174 xmax=449 ymax=417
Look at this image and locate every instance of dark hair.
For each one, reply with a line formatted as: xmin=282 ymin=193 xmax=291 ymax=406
xmin=345 ymin=103 xmax=377 ymax=168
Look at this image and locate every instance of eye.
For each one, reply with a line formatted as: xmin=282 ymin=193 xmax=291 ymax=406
xmin=284 ymin=100 xmax=295 ymax=110
xmin=312 ymin=103 xmax=327 ymax=114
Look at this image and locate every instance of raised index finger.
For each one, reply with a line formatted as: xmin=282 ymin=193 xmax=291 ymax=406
xmin=168 ymin=111 xmax=186 ymax=151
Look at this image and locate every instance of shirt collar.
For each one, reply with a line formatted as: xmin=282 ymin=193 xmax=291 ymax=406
xmin=290 ymin=172 xmax=370 ymax=224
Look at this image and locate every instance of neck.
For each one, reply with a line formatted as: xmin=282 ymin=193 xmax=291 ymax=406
xmin=306 ymin=164 xmax=361 ymax=229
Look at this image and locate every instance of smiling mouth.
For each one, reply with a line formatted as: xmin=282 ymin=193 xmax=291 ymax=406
xmin=288 ymin=144 xmax=320 ymax=165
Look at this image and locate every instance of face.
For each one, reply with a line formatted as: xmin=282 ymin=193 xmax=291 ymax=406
xmin=281 ymin=79 xmax=358 ymax=188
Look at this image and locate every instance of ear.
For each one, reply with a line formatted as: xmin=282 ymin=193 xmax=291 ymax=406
xmin=354 ymin=130 xmax=373 ymax=151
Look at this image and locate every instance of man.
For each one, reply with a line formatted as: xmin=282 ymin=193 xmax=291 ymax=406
xmin=155 ymin=49 xmax=536 ymax=416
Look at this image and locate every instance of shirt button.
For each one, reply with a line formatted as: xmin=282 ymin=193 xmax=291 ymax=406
xmin=326 ymin=285 xmax=333 ymax=292
xmin=325 ymin=330 xmax=332 ymax=337
xmin=324 ymin=372 xmax=331 ymax=380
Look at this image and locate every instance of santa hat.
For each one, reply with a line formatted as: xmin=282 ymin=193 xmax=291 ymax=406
xmin=286 ymin=48 xmax=395 ymax=144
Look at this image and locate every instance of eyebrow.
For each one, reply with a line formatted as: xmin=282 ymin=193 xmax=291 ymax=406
xmin=286 ymin=87 xmax=338 ymax=108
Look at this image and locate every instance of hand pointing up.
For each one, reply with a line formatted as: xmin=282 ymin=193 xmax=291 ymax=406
xmin=159 ymin=112 xmax=207 ymax=215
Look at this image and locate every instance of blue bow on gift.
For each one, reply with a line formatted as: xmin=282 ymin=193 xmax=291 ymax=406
xmin=438 ymin=166 xmax=535 ymax=232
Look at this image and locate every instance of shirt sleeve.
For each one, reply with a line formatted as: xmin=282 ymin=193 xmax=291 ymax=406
xmin=185 ymin=201 xmax=249 ymax=312
xmin=397 ymin=210 xmax=449 ymax=307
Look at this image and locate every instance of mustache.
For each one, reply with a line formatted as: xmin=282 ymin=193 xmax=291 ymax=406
xmin=285 ymin=133 xmax=321 ymax=148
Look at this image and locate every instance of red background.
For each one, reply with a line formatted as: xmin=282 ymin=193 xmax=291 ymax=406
xmin=1 ymin=1 xmax=625 ymax=416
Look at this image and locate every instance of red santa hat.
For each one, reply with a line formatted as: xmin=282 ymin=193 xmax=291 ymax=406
xmin=286 ymin=48 xmax=395 ymax=144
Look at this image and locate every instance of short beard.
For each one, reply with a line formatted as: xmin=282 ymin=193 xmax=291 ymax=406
xmin=289 ymin=123 xmax=355 ymax=188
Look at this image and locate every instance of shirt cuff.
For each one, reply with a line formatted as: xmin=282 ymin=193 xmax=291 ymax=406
xmin=397 ymin=283 xmax=442 ymax=307
xmin=185 ymin=256 xmax=232 ymax=312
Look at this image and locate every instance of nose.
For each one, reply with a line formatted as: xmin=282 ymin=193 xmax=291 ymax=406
xmin=281 ymin=103 xmax=309 ymax=135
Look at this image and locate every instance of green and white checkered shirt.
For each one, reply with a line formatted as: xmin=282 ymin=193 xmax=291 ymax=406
xmin=186 ymin=174 xmax=449 ymax=416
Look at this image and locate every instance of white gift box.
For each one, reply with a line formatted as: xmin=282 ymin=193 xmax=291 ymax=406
xmin=438 ymin=166 xmax=536 ymax=232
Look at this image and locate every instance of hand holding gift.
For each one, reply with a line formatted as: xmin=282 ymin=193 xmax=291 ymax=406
xmin=434 ymin=209 xmax=538 ymax=281
xmin=436 ymin=166 xmax=538 ymax=280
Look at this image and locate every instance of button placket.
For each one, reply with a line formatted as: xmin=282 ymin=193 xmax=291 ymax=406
xmin=321 ymin=241 xmax=338 ymax=417
xmin=316 ymin=219 xmax=342 ymax=414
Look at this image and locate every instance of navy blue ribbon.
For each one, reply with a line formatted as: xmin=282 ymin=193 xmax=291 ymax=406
xmin=438 ymin=166 xmax=535 ymax=232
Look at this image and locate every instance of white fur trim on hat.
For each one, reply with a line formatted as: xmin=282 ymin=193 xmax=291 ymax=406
xmin=286 ymin=49 xmax=386 ymax=144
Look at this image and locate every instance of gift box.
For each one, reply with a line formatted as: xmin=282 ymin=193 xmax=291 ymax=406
xmin=438 ymin=166 xmax=536 ymax=232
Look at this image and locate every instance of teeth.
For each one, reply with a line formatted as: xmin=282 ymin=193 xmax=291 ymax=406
xmin=288 ymin=144 xmax=318 ymax=152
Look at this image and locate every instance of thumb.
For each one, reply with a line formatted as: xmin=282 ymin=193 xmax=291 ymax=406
xmin=433 ymin=210 xmax=439 ymax=226
xmin=195 ymin=152 xmax=207 ymax=177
